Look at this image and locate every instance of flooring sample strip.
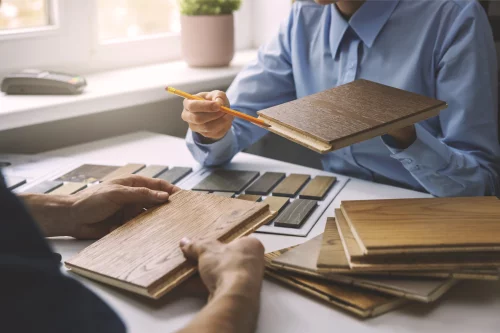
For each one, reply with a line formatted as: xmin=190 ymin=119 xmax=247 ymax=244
xmin=257 ymin=79 xmax=447 ymax=153
xmin=156 ymin=167 xmax=193 ymax=184
xmin=57 ymin=164 xmax=119 ymax=183
xmin=273 ymin=199 xmax=317 ymax=228
xmin=299 ymin=176 xmax=336 ymax=200
xmin=135 ymin=165 xmax=169 ymax=178
xmin=272 ymin=174 xmax=310 ymax=197
xmin=49 ymin=182 xmax=87 ymax=195
xmin=272 ymin=235 xmax=456 ymax=302
xmin=23 ymin=180 xmax=63 ymax=194
xmin=262 ymin=196 xmax=290 ymax=214
xmin=100 ymin=163 xmax=146 ymax=182
xmin=265 ymin=251 xmax=406 ymax=318
xmin=4 ymin=176 xmax=26 ymax=190
xmin=340 ymin=196 xmax=500 ymax=255
xmin=66 ymin=190 xmax=274 ymax=299
xmin=212 ymin=192 xmax=236 ymax=198
xmin=237 ymin=194 xmax=262 ymax=202
xmin=192 ymin=170 xmax=259 ymax=193
xmin=245 ymin=172 xmax=286 ymax=195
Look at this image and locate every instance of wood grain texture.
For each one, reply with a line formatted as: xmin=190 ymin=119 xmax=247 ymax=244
xmin=4 ymin=175 xmax=26 ymax=190
xmin=57 ymin=164 xmax=119 ymax=183
xmin=49 ymin=182 xmax=87 ymax=195
xmin=335 ymin=209 xmax=364 ymax=258
xmin=237 ymin=194 xmax=262 ymax=202
xmin=262 ymin=196 xmax=290 ymax=214
xmin=23 ymin=180 xmax=63 ymax=194
xmin=257 ymin=80 xmax=446 ymax=153
xmin=212 ymin=192 xmax=236 ymax=198
xmin=341 ymin=197 xmax=500 ymax=254
xmin=272 ymin=174 xmax=310 ymax=197
xmin=156 ymin=167 xmax=193 ymax=184
xmin=135 ymin=165 xmax=169 ymax=178
xmin=192 ymin=170 xmax=259 ymax=193
xmin=317 ymin=218 xmax=351 ymax=268
xmin=299 ymin=176 xmax=336 ymax=200
xmin=65 ymin=190 xmax=273 ymax=299
xmin=100 ymin=164 xmax=146 ymax=182
xmin=274 ymin=199 xmax=317 ymax=228
xmin=245 ymin=172 xmax=286 ymax=195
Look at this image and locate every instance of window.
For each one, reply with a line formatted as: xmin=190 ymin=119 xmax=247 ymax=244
xmin=0 ymin=0 xmax=253 ymax=76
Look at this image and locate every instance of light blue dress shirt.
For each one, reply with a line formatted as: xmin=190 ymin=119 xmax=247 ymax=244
xmin=186 ymin=0 xmax=500 ymax=197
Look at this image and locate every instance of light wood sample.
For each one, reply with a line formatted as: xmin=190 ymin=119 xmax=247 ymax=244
xmin=100 ymin=163 xmax=145 ymax=181
xmin=245 ymin=172 xmax=286 ymax=195
xmin=299 ymin=176 xmax=336 ymax=200
xmin=265 ymin=251 xmax=406 ymax=317
xmin=135 ymin=165 xmax=169 ymax=178
xmin=57 ymin=164 xmax=119 ymax=183
xmin=341 ymin=197 xmax=500 ymax=255
xmin=274 ymin=199 xmax=317 ymax=228
xmin=257 ymin=79 xmax=447 ymax=153
xmin=276 ymin=232 xmax=455 ymax=302
xmin=156 ymin=167 xmax=193 ymax=184
xmin=262 ymin=196 xmax=290 ymax=214
xmin=237 ymin=194 xmax=262 ymax=202
xmin=49 ymin=182 xmax=87 ymax=195
xmin=212 ymin=192 xmax=236 ymax=198
xmin=65 ymin=190 xmax=273 ymax=299
xmin=192 ymin=170 xmax=259 ymax=193
xmin=272 ymin=174 xmax=310 ymax=197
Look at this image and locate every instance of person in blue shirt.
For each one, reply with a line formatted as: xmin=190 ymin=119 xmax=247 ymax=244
xmin=182 ymin=0 xmax=500 ymax=197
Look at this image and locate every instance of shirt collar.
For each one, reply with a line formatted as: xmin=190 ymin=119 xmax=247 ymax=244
xmin=329 ymin=0 xmax=399 ymax=57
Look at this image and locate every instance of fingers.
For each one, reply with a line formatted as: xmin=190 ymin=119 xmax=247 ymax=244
xmin=180 ymin=238 xmax=222 ymax=261
xmin=106 ymin=184 xmax=171 ymax=207
xmin=110 ymin=175 xmax=180 ymax=194
xmin=183 ymin=90 xmax=229 ymax=114
xmin=206 ymin=90 xmax=230 ymax=107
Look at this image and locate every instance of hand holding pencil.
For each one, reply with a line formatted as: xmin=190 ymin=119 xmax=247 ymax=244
xmin=169 ymin=87 xmax=269 ymax=142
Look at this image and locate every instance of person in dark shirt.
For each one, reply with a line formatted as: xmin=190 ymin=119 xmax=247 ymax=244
xmin=1 ymin=174 xmax=264 ymax=333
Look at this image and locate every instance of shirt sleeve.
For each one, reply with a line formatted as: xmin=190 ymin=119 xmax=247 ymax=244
xmin=382 ymin=1 xmax=500 ymax=197
xmin=0 ymin=173 xmax=126 ymax=333
xmin=186 ymin=6 xmax=298 ymax=166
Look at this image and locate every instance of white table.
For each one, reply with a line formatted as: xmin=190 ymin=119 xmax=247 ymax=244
xmin=40 ymin=132 xmax=500 ymax=333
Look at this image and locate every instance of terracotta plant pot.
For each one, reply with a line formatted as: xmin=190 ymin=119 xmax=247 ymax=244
xmin=181 ymin=14 xmax=235 ymax=67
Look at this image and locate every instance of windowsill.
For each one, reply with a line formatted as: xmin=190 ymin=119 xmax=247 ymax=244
xmin=0 ymin=49 xmax=257 ymax=131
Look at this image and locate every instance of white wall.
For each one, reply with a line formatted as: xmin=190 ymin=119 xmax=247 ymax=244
xmin=252 ymin=0 xmax=292 ymax=47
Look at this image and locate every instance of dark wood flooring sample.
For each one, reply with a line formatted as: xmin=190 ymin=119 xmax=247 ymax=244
xmin=192 ymin=170 xmax=259 ymax=193
xmin=57 ymin=164 xmax=119 ymax=183
xmin=4 ymin=176 xmax=26 ymax=190
xmin=257 ymin=79 xmax=447 ymax=153
xmin=156 ymin=167 xmax=193 ymax=184
xmin=272 ymin=174 xmax=310 ymax=197
xmin=49 ymin=182 xmax=87 ymax=195
xmin=101 ymin=164 xmax=146 ymax=181
xmin=245 ymin=172 xmax=286 ymax=195
xmin=299 ymin=176 xmax=336 ymax=200
xmin=135 ymin=165 xmax=169 ymax=178
xmin=237 ymin=194 xmax=262 ymax=202
xmin=274 ymin=199 xmax=317 ymax=228
xmin=212 ymin=192 xmax=236 ymax=198
xmin=24 ymin=180 xmax=63 ymax=194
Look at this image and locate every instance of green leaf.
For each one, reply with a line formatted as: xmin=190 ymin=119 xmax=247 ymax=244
xmin=179 ymin=0 xmax=242 ymax=15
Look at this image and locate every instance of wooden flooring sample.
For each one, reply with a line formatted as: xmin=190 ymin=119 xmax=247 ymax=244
xmin=100 ymin=163 xmax=146 ymax=181
xmin=212 ymin=192 xmax=236 ymax=198
xmin=49 ymin=182 xmax=87 ymax=195
xmin=156 ymin=167 xmax=193 ymax=184
xmin=57 ymin=164 xmax=119 ymax=183
xmin=245 ymin=172 xmax=286 ymax=195
xmin=272 ymin=174 xmax=310 ymax=197
xmin=65 ymin=190 xmax=273 ymax=299
xmin=334 ymin=211 xmax=364 ymax=258
xmin=257 ymin=79 xmax=447 ymax=153
xmin=23 ymin=180 xmax=63 ymax=194
xmin=135 ymin=165 xmax=169 ymax=178
xmin=192 ymin=170 xmax=259 ymax=193
xmin=4 ymin=176 xmax=26 ymax=190
xmin=274 ymin=199 xmax=317 ymax=228
xmin=317 ymin=218 xmax=351 ymax=268
xmin=340 ymin=196 xmax=500 ymax=255
xmin=271 ymin=235 xmax=456 ymax=302
xmin=299 ymin=176 xmax=336 ymax=200
xmin=265 ymin=251 xmax=405 ymax=318
xmin=237 ymin=194 xmax=262 ymax=202
xmin=262 ymin=196 xmax=290 ymax=214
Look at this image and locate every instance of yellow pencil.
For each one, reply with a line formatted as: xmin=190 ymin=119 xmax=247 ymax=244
xmin=166 ymin=86 xmax=270 ymax=128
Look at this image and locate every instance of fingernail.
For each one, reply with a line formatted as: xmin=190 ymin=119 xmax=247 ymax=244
xmin=180 ymin=237 xmax=191 ymax=247
xmin=212 ymin=103 xmax=220 ymax=111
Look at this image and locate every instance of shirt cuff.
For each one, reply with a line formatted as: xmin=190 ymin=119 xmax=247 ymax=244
xmin=186 ymin=129 xmax=237 ymax=166
xmin=382 ymin=125 xmax=452 ymax=173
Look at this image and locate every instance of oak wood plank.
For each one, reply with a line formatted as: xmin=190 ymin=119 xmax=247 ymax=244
xmin=317 ymin=217 xmax=351 ymax=268
xmin=100 ymin=163 xmax=146 ymax=182
xmin=262 ymin=196 xmax=289 ymax=214
xmin=272 ymin=174 xmax=310 ymax=197
xmin=155 ymin=167 xmax=193 ymax=184
xmin=192 ymin=170 xmax=259 ymax=193
xmin=57 ymin=164 xmax=119 ymax=183
xmin=66 ymin=190 xmax=273 ymax=299
xmin=299 ymin=176 xmax=336 ymax=200
xmin=135 ymin=165 xmax=169 ymax=178
xmin=245 ymin=172 xmax=286 ymax=195
xmin=49 ymin=182 xmax=87 ymax=195
xmin=273 ymin=199 xmax=317 ymax=228
xmin=212 ymin=192 xmax=236 ymax=198
xmin=237 ymin=194 xmax=262 ymax=202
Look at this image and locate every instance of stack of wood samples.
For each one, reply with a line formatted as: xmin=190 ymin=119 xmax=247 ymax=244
xmin=66 ymin=190 xmax=274 ymax=299
xmin=257 ymin=79 xmax=447 ymax=153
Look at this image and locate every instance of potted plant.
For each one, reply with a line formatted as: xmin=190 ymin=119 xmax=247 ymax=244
xmin=179 ymin=0 xmax=242 ymax=67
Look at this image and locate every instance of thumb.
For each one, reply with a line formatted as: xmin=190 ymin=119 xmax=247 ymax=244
xmin=180 ymin=238 xmax=221 ymax=261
